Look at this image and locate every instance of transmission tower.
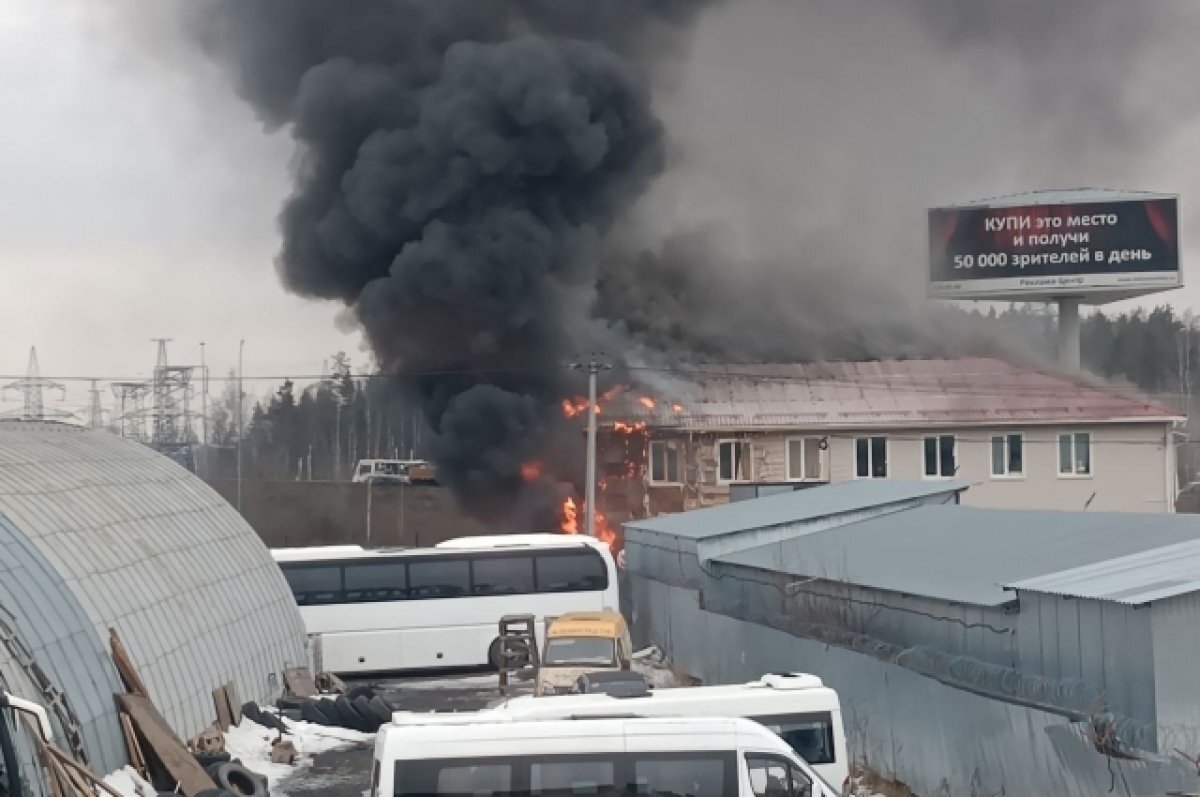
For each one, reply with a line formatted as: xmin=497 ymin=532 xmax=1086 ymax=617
xmin=86 ymin=379 xmax=105 ymax=429
xmin=111 ymin=382 xmax=150 ymax=440
xmin=149 ymin=338 xmax=195 ymax=450
xmin=3 ymin=347 xmax=65 ymax=420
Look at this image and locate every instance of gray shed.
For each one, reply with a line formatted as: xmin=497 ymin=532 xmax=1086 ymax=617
xmin=0 ymin=421 xmax=306 ymax=778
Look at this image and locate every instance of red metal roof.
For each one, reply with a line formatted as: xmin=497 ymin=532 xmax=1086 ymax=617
xmin=613 ymin=357 xmax=1180 ymax=431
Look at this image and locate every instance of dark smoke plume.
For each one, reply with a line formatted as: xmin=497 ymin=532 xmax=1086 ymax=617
xmin=190 ymin=0 xmax=715 ymax=523
xmin=187 ymin=0 xmax=1200 ymax=525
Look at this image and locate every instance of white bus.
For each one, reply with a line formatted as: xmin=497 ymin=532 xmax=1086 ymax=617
xmin=372 ymin=714 xmax=841 ymax=797
xmin=483 ymin=672 xmax=848 ymax=790
xmin=272 ymin=534 xmax=619 ymax=674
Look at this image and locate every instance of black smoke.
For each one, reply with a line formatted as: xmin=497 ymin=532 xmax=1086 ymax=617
xmin=190 ymin=1 xmax=715 ymax=524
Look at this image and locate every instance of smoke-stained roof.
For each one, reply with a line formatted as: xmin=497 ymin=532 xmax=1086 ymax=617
xmin=715 ymin=504 xmax=1200 ymax=607
xmin=614 ymin=357 xmax=1178 ymax=431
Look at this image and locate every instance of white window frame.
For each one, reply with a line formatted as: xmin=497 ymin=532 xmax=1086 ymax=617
xmin=785 ymin=437 xmax=826 ymax=482
xmin=716 ymin=439 xmax=754 ymax=484
xmin=853 ymin=436 xmax=889 ymax=479
xmin=1058 ymin=431 xmax=1093 ymax=479
xmin=648 ymin=440 xmax=682 ymax=485
xmin=990 ymin=433 xmax=1025 ymax=479
xmin=922 ymin=434 xmax=957 ymax=480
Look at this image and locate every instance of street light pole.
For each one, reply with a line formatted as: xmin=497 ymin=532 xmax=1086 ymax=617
xmin=237 ymin=339 xmax=244 ymax=513
xmin=572 ymin=355 xmax=611 ymax=538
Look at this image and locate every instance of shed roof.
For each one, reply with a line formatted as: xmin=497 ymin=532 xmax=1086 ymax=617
xmin=608 ymin=358 xmax=1177 ymax=432
xmin=1004 ymin=538 xmax=1200 ymax=605
xmin=715 ymin=505 xmax=1200 ymax=606
xmin=0 ymin=421 xmax=306 ymax=774
xmin=624 ymin=480 xmax=966 ymax=540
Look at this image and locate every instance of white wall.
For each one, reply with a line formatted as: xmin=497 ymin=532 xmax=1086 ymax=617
xmin=654 ymin=422 xmax=1173 ymax=513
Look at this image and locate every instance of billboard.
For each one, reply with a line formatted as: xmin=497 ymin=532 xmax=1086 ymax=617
xmin=928 ymin=196 xmax=1180 ymax=301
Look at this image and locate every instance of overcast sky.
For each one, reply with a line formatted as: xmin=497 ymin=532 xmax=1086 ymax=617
xmin=3 ymin=1 xmax=1199 ymax=417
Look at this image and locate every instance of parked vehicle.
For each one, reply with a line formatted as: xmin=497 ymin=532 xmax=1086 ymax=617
xmin=570 ymin=670 xmax=650 ymax=697
xmin=273 ymin=534 xmax=618 ymax=674
xmin=372 ymin=714 xmax=841 ymax=797
xmin=351 ymin=459 xmax=437 ymax=485
xmin=536 ymin=610 xmax=632 ymax=696
xmin=492 ymin=672 xmax=849 ymax=790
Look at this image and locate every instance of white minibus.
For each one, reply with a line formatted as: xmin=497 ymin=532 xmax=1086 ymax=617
xmin=272 ymin=534 xmax=618 ymax=674
xmin=488 ymin=672 xmax=848 ymax=790
xmin=372 ymin=714 xmax=841 ymax=797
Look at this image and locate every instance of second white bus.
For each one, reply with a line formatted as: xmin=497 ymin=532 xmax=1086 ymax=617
xmin=272 ymin=534 xmax=619 ymax=674
xmin=484 ymin=672 xmax=849 ymax=790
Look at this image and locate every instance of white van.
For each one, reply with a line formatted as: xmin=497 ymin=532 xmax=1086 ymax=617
xmin=372 ymin=714 xmax=841 ymax=797
xmin=491 ymin=672 xmax=848 ymax=790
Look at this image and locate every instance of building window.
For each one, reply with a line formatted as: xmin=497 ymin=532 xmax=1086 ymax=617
xmin=854 ymin=436 xmax=888 ymax=479
xmin=1059 ymin=432 xmax=1092 ymax=476
xmin=991 ymin=434 xmax=1024 ymax=477
xmin=922 ymin=435 xmax=956 ymax=478
xmin=649 ymin=440 xmax=681 ymax=484
xmin=717 ymin=440 xmax=753 ymax=483
xmin=786 ymin=438 xmax=825 ymax=481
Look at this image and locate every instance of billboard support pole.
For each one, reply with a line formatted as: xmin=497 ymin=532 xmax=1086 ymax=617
xmin=1057 ymin=298 xmax=1081 ymax=372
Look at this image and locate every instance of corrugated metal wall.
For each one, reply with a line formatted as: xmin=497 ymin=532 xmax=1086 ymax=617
xmin=1015 ymin=593 xmax=1156 ymax=728
xmin=629 ymin=572 xmax=1200 ymax=797
xmin=0 ymin=423 xmax=307 ymax=776
xmin=1151 ymin=592 xmax=1200 ymax=747
xmin=0 ymin=514 xmax=126 ymax=770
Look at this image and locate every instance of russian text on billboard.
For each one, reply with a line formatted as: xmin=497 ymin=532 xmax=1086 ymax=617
xmin=928 ymin=199 xmax=1178 ymax=291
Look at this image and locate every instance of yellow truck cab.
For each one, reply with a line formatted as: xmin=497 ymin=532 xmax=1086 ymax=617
xmin=537 ymin=611 xmax=632 ymax=696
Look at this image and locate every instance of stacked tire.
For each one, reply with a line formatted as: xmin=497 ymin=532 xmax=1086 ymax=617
xmin=297 ymin=686 xmax=391 ymax=732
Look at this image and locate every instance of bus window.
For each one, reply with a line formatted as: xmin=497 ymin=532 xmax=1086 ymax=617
xmin=281 ymin=565 xmax=342 ymax=605
xmin=535 ymin=551 xmax=608 ymax=593
xmin=470 ymin=555 xmax=535 ymax=596
xmin=344 ymin=560 xmax=409 ymax=602
xmin=408 ymin=559 xmax=470 ymax=599
xmin=756 ymin=713 xmax=835 ymax=765
xmin=357 ymin=463 xmax=372 ymax=477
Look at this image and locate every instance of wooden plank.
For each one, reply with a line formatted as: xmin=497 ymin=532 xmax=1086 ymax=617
xmin=283 ymin=666 xmax=317 ymax=698
xmin=225 ymin=681 xmax=242 ymax=726
xmin=119 ymin=712 xmax=148 ymax=777
xmin=109 ymin=628 xmax=150 ymax=698
xmin=212 ymin=686 xmax=234 ymax=731
xmin=116 ymin=693 xmax=217 ymax=797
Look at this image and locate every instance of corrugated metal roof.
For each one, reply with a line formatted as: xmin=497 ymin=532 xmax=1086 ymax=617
xmin=936 ymin=187 xmax=1176 ymax=209
xmin=1005 ymin=539 xmax=1200 ymax=604
xmin=714 ymin=505 xmax=1200 ymax=606
xmin=0 ymin=421 xmax=307 ymax=774
xmin=624 ymin=480 xmax=967 ymax=540
xmin=609 ymin=358 xmax=1177 ymax=431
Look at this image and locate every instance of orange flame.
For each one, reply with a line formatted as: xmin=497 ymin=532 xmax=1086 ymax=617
xmin=672 ymin=403 xmax=684 ymax=413
xmin=520 ymin=461 xmax=543 ymax=482
xmin=638 ymin=396 xmax=656 ymax=410
xmin=558 ymin=496 xmax=620 ymax=553
xmin=613 ymin=420 xmax=648 ymax=434
xmin=560 ymin=496 xmax=579 ymax=535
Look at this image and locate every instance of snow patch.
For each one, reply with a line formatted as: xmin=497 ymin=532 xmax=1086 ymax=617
xmin=224 ymin=716 xmax=374 ymax=792
xmin=102 ymin=766 xmax=158 ymax=797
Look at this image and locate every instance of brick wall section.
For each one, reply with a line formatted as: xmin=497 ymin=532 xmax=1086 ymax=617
xmin=205 ymin=480 xmax=487 ymax=548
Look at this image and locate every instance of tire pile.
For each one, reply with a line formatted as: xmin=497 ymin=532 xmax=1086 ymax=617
xmin=183 ymin=750 xmax=270 ymax=797
xmin=293 ymin=686 xmax=392 ymax=733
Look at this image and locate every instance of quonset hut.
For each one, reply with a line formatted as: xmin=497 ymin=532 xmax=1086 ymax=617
xmin=0 ymin=421 xmax=306 ymax=778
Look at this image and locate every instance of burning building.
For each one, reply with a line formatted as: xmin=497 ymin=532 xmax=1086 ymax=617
xmin=582 ymin=358 xmax=1181 ymax=518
